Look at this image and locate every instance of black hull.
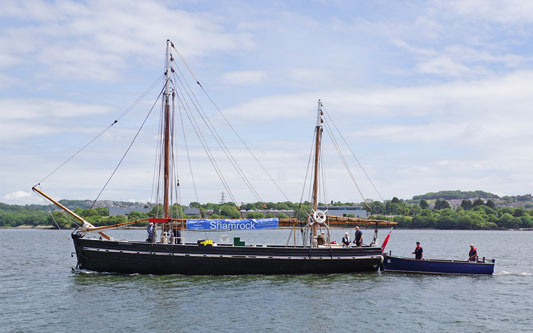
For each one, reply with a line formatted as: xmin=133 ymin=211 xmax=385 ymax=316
xmin=72 ymin=234 xmax=383 ymax=275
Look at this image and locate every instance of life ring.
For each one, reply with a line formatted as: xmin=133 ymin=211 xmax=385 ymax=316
xmin=313 ymin=210 xmax=327 ymax=224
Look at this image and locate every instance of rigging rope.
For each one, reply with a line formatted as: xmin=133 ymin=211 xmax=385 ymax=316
xmin=178 ymin=90 xmax=199 ymax=203
xmin=171 ymin=65 xmax=266 ymax=204
xmin=175 ymin=90 xmax=237 ymax=203
xmin=38 ymin=188 xmax=62 ymax=230
xmin=170 ymin=90 xmax=178 ymax=218
xmin=322 ymin=109 xmax=384 ymax=202
xmin=198 ymin=85 xmax=290 ymax=202
xmin=36 ymin=121 xmax=116 ymax=186
xmin=170 ymin=42 xmax=289 ymax=202
xmin=35 ymin=185 xmax=81 ymax=233
xmin=90 ymin=86 xmax=165 ymax=209
xmin=319 ymin=140 xmax=328 ymax=209
xmin=150 ymin=97 xmax=164 ymax=210
xmin=296 ymin=130 xmax=317 ymax=221
xmin=36 ymin=76 xmax=163 ymax=187
xmin=171 ymin=67 xmax=260 ymax=202
xmin=323 ymin=119 xmax=372 ymax=212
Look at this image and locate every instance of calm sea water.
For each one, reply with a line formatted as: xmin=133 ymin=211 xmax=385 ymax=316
xmin=1 ymin=228 xmax=532 ymax=332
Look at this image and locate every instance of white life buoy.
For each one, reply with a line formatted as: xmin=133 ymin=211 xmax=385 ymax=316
xmin=312 ymin=210 xmax=327 ymax=224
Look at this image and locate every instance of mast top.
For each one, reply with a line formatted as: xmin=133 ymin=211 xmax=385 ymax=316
xmin=316 ymin=99 xmax=323 ymax=127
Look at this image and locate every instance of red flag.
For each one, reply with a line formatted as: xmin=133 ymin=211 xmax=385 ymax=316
xmin=381 ymin=228 xmax=393 ymax=253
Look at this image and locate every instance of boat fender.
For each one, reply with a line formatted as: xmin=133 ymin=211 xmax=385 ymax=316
xmin=312 ymin=210 xmax=327 ymax=224
xmin=197 ymin=239 xmax=214 ymax=246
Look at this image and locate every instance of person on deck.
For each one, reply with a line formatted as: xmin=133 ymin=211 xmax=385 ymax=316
xmin=342 ymin=232 xmax=352 ymax=248
xmin=317 ymin=231 xmax=326 ymax=245
xmin=354 ymin=226 xmax=363 ymax=247
xmin=146 ymin=222 xmax=155 ymax=243
xmin=468 ymin=244 xmax=478 ymax=262
xmin=173 ymin=227 xmax=182 ymax=244
xmin=412 ymin=241 xmax=423 ymax=260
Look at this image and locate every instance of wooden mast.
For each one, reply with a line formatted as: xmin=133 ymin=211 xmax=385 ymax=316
xmin=163 ymin=40 xmax=172 ymax=220
xmin=159 ymin=39 xmax=172 ymax=241
xmin=311 ymin=99 xmax=323 ymax=238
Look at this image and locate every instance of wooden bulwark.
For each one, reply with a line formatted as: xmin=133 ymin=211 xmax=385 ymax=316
xmin=80 ymin=216 xmax=397 ymax=233
xmin=278 ymin=217 xmax=397 ymax=227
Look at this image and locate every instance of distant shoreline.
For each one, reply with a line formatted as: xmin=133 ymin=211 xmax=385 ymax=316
xmin=2 ymin=225 xmax=533 ymax=231
xmin=0 ymin=225 xmax=147 ymax=230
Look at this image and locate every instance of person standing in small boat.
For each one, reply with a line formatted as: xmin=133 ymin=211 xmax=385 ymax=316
xmin=468 ymin=244 xmax=478 ymax=262
xmin=342 ymin=232 xmax=352 ymax=248
xmin=354 ymin=226 xmax=363 ymax=247
xmin=412 ymin=241 xmax=423 ymax=260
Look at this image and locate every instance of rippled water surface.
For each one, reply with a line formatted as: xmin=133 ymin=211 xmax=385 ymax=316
xmin=1 ymin=229 xmax=532 ymax=332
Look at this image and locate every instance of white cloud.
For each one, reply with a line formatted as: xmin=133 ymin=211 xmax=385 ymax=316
xmin=2 ymin=191 xmax=32 ymax=200
xmin=417 ymin=56 xmax=480 ymax=77
xmin=223 ymin=92 xmax=318 ymax=122
xmin=224 ymin=70 xmax=533 ymax=124
xmin=0 ymin=0 xmax=252 ymax=82
xmin=223 ymin=70 xmax=267 ymax=84
xmin=286 ymin=69 xmax=330 ymax=83
xmin=443 ymin=0 xmax=533 ymax=24
xmin=0 ymin=98 xmax=112 ymax=120
xmin=0 ymin=53 xmax=21 ymax=68
xmin=1 ymin=190 xmax=43 ymax=205
xmin=0 ymin=98 xmax=113 ymax=141
xmin=0 ymin=72 xmax=15 ymax=88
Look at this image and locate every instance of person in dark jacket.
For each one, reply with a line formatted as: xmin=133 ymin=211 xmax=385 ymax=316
xmin=173 ymin=227 xmax=182 ymax=244
xmin=354 ymin=226 xmax=363 ymax=247
xmin=468 ymin=244 xmax=478 ymax=262
xmin=412 ymin=241 xmax=423 ymax=260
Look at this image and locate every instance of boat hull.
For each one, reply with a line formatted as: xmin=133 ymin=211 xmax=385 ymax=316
xmin=72 ymin=234 xmax=383 ymax=275
xmin=382 ymin=255 xmax=495 ymax=275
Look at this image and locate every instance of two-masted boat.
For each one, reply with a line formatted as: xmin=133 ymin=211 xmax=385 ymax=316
xmin=33 ymin=40 xmax=395 ymax=275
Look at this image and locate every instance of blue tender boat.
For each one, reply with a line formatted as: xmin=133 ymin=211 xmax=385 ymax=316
xmin=382 ymin=255 xmax=495 ymax=275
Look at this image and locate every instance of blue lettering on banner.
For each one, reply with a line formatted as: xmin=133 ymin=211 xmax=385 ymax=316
xmin=186 ymin=218 xmax=279 ymax=230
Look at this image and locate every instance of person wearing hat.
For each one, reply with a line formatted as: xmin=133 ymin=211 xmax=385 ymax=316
xmin=342 ymin=232 xmax=352 ymax=248
xmin=146 ymin=222 xmax=155 ymax=243
xmin=317 ymin=231 xmax=326 ymax=245
xmin=412 ymin=241 xmax=423 ymax=260
xmin=468 ymin=244 xmax=478 ymax=262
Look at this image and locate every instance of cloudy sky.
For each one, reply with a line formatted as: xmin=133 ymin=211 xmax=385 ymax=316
xmin=2 ymin=0 xmax=533 ymax=206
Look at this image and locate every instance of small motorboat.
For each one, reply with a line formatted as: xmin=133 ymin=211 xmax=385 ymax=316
xmin=382 ymin=254 xmax=495 ymax=275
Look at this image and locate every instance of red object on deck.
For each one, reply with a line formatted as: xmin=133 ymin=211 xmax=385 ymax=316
xmin=149 ymin=218 xmax=171 ymax=223
xmin=381 ymin=229 xmax=393 ymax=253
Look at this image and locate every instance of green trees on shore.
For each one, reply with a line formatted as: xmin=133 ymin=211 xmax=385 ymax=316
xmin=0 ymin=203 xmax=48 ymax=227
xmin=2 ymin=196 xmax=533 ymax=229
xmin=375 ymin=198 xmax=533 ymax=229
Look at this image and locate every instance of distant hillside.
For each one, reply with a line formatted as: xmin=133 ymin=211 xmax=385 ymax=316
xmin=58 ymin=199 xmax=93 ymax=209
xmin=413 ymin=190 xmax=499 ymax=200
xmin=58 ymin=199 xmax=150 ymax=209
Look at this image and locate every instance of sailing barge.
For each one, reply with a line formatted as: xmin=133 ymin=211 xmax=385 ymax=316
xmin=33 ymin=40 xmax=395 ymax=275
